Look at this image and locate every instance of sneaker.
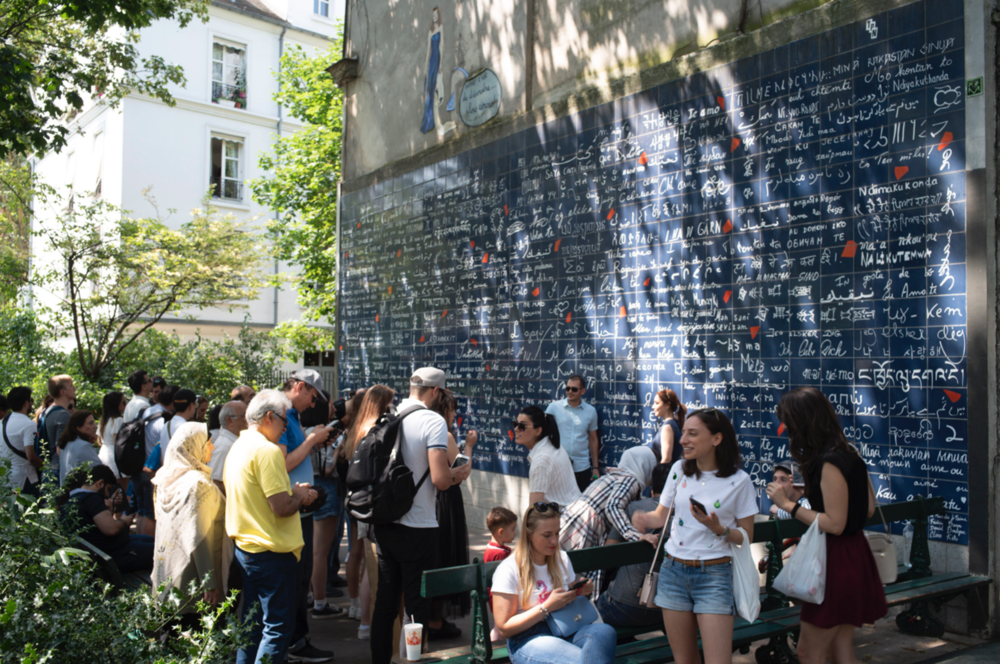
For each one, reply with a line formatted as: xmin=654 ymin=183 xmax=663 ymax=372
xmin=288 ymin=641 xmax=334 ymax=662
xmin=357 ymin=624 xmax=371 ymax=640
xmin=347 ymin=605 xmax=360 ymax=620
xmin=310 ymin=604 xmax=345 ymax=620
xmin=330 ymin=574 xmax=348 ymax=588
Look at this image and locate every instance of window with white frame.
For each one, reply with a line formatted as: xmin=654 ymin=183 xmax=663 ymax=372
xmin=210 ymin=136 xmax=243 ymax=201
xmin=212 ymin=40 xmax=247 ymax=109
xmin=314 ymin=0 xmax=329 ymax=17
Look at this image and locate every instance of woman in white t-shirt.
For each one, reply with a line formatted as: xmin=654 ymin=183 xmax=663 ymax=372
xmin=492 ymin=503 xmax=616 ymax=664
xmin=98 ymin=391 xmax=127 ymax=489
xmin=633 ymin=408 xmax=757 ymax=664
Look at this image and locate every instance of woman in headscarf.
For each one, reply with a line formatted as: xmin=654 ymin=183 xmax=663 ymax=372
xmin=151 ymin=421 xmax=232 ymax=624
xmin=559 ymin=446 xmax=660 ymax=593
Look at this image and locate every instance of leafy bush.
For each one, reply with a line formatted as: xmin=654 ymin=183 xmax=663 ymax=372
xmin=0 ymin=463 xmax=246 ymax=662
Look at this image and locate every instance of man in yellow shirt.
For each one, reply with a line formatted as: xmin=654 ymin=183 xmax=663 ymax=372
xmin=225 ymin=389 xmax=317 ymax=664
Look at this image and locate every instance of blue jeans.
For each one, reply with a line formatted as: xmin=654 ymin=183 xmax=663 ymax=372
xmin=236 ymin=547 xmax=299 ymax=664
xmin=508 ymin=620 xmax=616 ymax=664
xmin=654 ymin=556 xmax=734 ymax=615
xmin=595 ymin=593 xmax=662 ymax=629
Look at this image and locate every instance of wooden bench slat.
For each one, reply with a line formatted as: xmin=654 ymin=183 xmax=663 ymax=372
xmin=422 ymin=564 xmax=483 ymax=597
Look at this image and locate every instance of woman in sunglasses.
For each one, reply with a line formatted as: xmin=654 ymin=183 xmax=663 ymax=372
xmin=632 ymin=408 xmax=757 ymax=664
xmin=513 ymin=406 xmax=581 ymax=509
xmin=491 ymin=503 xmax=616 ymax=664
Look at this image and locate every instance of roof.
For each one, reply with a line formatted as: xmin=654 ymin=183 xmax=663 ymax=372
xmin=213 ymin=0 xmax=284 ymax=24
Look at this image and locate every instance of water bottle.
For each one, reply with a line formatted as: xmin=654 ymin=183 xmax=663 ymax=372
xmin=903 ymin=520 xmax=914 ymax=568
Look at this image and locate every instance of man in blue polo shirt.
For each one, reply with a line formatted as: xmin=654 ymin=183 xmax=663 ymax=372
xmin=279 ymin=370 xmax=338 ymax=662
xmin=545 ymin=374 xmax=600 ymax=492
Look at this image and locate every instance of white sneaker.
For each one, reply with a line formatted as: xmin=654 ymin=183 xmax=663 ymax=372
xmin=358 ymin=624 xmax=371 ymax=640
xmin=348 ymin=606 xmax=359 ymax=620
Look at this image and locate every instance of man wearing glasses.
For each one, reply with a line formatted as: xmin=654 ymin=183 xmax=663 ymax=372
xmin=546 ymin=375 xmax=600 ymax=492
xmin=225 ymin=389 xmax=319 ymax=664
xmin=279 ymin=370 xmax=339 ymax=662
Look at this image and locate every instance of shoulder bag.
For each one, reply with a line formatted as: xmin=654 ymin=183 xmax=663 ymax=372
xmin=638 ymin=476 xmax=680 ymax=608
xmin=544 ymin=595 xmax=599 ymax=638
xmin=864 ymin=478 xmax=898 ymax=584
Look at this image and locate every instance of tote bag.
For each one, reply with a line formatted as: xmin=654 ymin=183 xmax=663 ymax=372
xmin=730 ymin=526 xmax=760 ymax=623
xmin=773 ymin=519 xmax=827 ymax=604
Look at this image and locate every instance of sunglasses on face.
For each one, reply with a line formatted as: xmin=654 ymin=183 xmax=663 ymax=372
xmin=532 ymin=501 xmax=559 ymax=514
xmin=565 ymin=386 xmax=581 ymax=393
xmin=511 ymin=420 xmax=532 ymax=431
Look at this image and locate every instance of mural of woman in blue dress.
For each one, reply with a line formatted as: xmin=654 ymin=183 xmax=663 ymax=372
xmin=420 ymin=7 xmax=455 ymax=136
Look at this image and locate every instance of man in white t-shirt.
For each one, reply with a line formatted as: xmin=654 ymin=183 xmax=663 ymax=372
xmin=123 ymin=370 xmax=153 ymax=423
xmin=160 ymin=389 xmax=197 ymax=454
xmin=1 ymin=387 xmax=43 ymax=494
xmin=370 ymin=367 xmax=472 ymax=664
xmin=208 ymin=400 xmax=247 ymax=493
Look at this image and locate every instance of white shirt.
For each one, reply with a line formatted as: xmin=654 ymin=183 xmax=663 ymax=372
xmin=123 ymin=395 xmax=151 ymax=423
xmin=1 ymin=412 xmax=39 ymax=489
xmin=160 ymin=414 xmax=187 ymax=453
xmin=395 ymin=398 xmax=448 ymax=529
xmin=99 ymin=417 xmax=124 ymax=478
xmin=492 ymin=550 xmax=576 ymax=613
xmin=658 ymin=460 xmax=758 ymax=561
xmin=527 ymin=437 xmax=582 ymax=508
xmin=208 ymin=428 xmax=238 ymax=481
xmin=144 ymin=403 xmax=168 ymax=457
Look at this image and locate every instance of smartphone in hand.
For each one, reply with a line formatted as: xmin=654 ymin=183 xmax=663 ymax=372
xmin=689 ymin=497 xmax=708 ymax=515
xmin=568 ymin=578 xmax=587 ymax=591
xmin=451 ymin=454 xmax=470 ymax=469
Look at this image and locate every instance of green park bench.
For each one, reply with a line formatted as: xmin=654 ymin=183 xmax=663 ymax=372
xmin=420 ymin=497 xmax=991 ymax=664
xmin=75 ymin=536 xmax=152 ymax=593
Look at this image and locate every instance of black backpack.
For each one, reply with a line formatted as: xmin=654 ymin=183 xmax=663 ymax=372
xmin=345 ymin=404 xmax=431 ymax=525
xmin=114 ymin=409 xmax=168 ymax=476
xmin=36 ymin=404 xmax=65 ymax=460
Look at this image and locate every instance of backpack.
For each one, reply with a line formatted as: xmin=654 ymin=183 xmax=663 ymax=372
xmin=345 ymin=404 xmax=431 ymax=525
xmin=114 ymin=409 xmax=168 ymax=476
xmin=36 ymin=405 xmax=66 ymax=460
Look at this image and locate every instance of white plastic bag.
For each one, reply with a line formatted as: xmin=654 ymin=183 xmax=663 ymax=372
xmin=731 ymin=526 xmax=761 ymax=623
xmin=773 ymin=519 xmax=827 ymax=604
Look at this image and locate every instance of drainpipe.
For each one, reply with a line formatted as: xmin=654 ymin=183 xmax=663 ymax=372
xmin=274 ymin=25 xmax=287 ymax=329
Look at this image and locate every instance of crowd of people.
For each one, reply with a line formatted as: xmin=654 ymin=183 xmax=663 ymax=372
xmin=0 ymin=367 xmax=888 ymax=664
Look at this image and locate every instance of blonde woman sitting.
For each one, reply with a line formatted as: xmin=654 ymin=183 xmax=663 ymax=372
xmin=152 ymin=421 xmax=232 ymax=624
xmin=491 ymin=503 xmax=616 ymax=664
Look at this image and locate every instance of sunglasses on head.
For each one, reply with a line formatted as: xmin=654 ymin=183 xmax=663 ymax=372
xmin=511 ymin=420 xmax=531 ymax=431
xmin=532 ymin=501 xmax=559 ymax=514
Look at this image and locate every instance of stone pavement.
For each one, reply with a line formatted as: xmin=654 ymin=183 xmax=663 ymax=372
xmin=306 ymin=526 xmax=989 ymax=664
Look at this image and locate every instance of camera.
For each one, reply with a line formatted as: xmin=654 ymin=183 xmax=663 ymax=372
xmin=299 ymin=485 xmax=328 ymax=514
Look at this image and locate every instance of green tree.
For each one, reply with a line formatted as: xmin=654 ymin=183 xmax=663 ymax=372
xmin=250 ymin=33 xmax=343 ymax=324
xmin=33 ymin=196 xmax=273 ymax=382
xmin=0 ymin=0 xmax=208 ymax=157
xmin=0 ymin=155 xmax=41 ymax=302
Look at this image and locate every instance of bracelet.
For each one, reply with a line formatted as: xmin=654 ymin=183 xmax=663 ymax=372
xmin=538 ymin=604 xmax=549 ymax=616
xmin=718 ymin=526 xmax=730 ymax=540
xmin=791 ymin=503 xmax=801 ymax=519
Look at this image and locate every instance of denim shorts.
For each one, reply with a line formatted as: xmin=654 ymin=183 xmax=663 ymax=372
xmin=312 ymin=474 xmax=342 ymax=521
xmin=654 ymin=556 xmax=734 ymax=615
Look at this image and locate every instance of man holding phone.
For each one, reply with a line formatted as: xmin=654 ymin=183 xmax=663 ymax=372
xmin=545 ymin=375 xmax=600 ymax=492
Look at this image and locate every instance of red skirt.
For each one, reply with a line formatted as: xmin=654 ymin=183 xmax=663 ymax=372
xmin=800 ymin=529 xmax=888 ymax=628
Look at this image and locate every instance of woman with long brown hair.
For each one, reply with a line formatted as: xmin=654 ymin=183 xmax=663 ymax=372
xmin=492 ymin=503 xmax=616 ymax=664
xmin=651 ymin=389 xmax=686 ymax=465
xmin=98 ymin=391 xmax=128 ymax=489
xmin=58 ymin=410 xmax=102 ymax=486
xmin=339 ymin=385 xmax=395 ymax=628
xmin=767 ymin=387 xmax=885 ymax=664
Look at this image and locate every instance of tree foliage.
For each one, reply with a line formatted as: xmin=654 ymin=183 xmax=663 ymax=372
xmin=0 ymin=0 xmax=209 ymax=157
xmin=32 ymin=195 xmax=272 ymax=381
xmin=0 ymin=464 xmax=246 ymax=662
xmin=250 ymin=33 xmax=344 ymax=324
xmin=0 ymin=155 xmax=40 ymax=302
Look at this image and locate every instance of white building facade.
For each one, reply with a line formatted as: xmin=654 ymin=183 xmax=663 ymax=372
xmin=33 ymin=0 xmax=344 ymax=354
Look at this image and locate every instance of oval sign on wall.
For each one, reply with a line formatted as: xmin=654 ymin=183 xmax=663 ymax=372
xmin=459 ymin=69 xmax=502 ymax=127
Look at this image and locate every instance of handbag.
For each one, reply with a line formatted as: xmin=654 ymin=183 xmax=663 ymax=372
xmin=638 ymin=478 xmax=680 ymax=608
xmin=860 ymin=456 xmax=898 ymax=585
xmin=730 ymin=526 xmax=761 ymax=623
xmin=544 ymin=595 xmax=599 ymax=638
xmin=773 ymin=518 xmax=827 ymax=603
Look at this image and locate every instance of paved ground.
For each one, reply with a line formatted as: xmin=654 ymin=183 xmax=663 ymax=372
xmin=307 ymin=527 xmax=990 ymax=664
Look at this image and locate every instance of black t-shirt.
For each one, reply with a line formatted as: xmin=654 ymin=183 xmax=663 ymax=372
xmin=806 ymin=445 xmax=870 ymax=536
xmin=63 ymin=490 xmax=130 ymax=554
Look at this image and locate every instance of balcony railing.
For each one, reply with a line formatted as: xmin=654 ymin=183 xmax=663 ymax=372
xmin=210 ymin=176 xmax=243 ymax=202
xmin=211 ymin=81 xmax=247 ymax=109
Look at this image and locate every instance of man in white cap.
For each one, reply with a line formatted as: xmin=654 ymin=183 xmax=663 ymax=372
xmin=370 ymin=367 xmax=472 ymax=664
xmin=280 ymin=370 xmax=338 ymax=662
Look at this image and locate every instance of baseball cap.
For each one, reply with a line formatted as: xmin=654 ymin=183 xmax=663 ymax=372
xmin=775 ymin=458 xmax=804 ymax=486
xmin=290 ymin=369 xmax=328 ymax=403
xmin=410 ymin=367 xmax=446 ymax=389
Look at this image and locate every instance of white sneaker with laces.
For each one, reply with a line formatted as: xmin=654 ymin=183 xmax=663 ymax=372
xmin=358 ymin=624 xmax=371 ymax=640
xmin=348 ymin=605 xmax=359 ymax=620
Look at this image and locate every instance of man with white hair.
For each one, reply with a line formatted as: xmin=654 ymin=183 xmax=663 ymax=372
xmin=225 ymin=389 xmax=318 ymax=664
xmin=208 ymin=400 xmax=247 ymax=493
